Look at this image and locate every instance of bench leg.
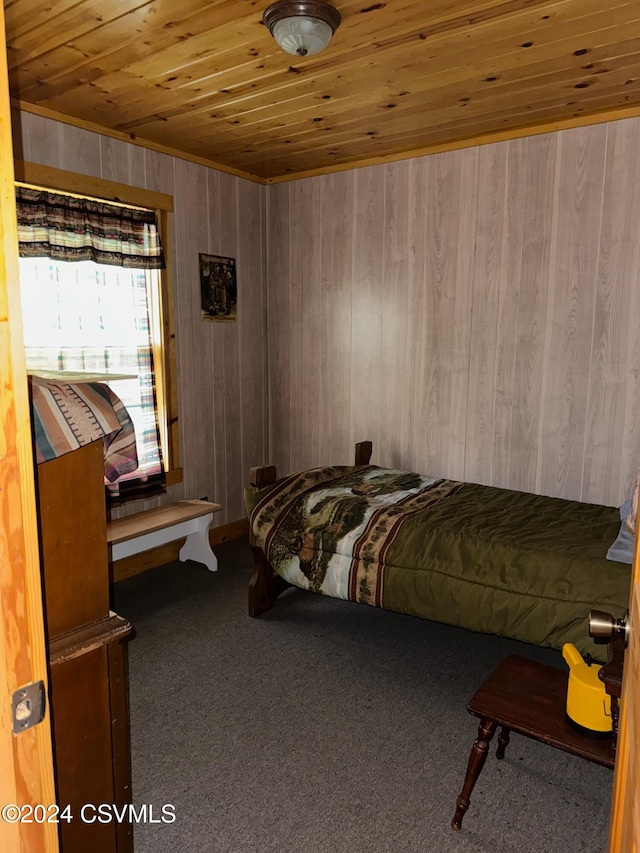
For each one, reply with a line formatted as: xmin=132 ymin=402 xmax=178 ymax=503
xmin=451 ymin=718 xmax=497 ymax=830
xmin=178 ymin=513 xmax=218 ymax=572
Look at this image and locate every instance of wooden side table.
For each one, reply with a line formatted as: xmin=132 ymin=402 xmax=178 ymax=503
xmin=598 ymin=636 xmax=624 ymax=749
xmin=451 ymin=654 xmax=615 ymax=830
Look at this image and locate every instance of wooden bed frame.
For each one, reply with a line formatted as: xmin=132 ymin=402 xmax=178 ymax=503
xmin=246 ymin=444 xmax=629 ymax=660
xmin=248 ymin=440 xmax=372 ymax=617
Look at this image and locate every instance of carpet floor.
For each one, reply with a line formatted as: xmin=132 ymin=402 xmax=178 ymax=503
xmin=113 ymin=537 xmax=612 ymax=853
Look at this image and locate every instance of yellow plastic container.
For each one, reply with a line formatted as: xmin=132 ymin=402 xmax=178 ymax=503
xmin=562 ymin=643 xmax=612 ymax=736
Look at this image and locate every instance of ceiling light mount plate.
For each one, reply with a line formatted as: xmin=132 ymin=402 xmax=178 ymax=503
xmin=262 ymin=1 xmax=342 ymax=57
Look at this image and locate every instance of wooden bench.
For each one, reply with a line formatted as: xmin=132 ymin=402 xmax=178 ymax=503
xmin=107 ymin=500 xmax=223 ymax=576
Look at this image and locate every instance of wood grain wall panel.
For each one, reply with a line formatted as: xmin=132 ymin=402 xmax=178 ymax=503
xmin=58 ymin=123 xmax=101 ymax=176
xmin=19 ymin=110 xmax=60 ymax=166
xmin=288 ymin=179 xmax=310 ymax=472
xmin=237 ymin=179 xmax=267 ymax=484
xmin=585 ymin=120 xmax=640 ymax=505
xmin=309 ymin=176 xmax=329 ymax=468
xmin=447 ymin=147 xmax=479 ymax=482
xmin=16 ymin=107 xmax=640 ymax=523
xmin=424 ymin=150 xmax=475 ymax=482
xmin=100 ymin=135 xmax=132 ymax=185
xmin=266 ymin=183 xmax=291 ymax=475
xmin=508 ymin=133 xmax=557 ymax=493
xmin=494 ymin=138 xmax=527 ymax=490
xmin=173 ymin=158 xmax=212 ymax=507
xmin=16 ymin=111 xmax=267 ymax=527
xmin=351 ymin=166 xmax=384 ymax=462
xmin=219 ymin=171 xmax=243 ymax=520
xmin=265 ymin=117 xmax=640 ymax=507
xmin=10 ymin=107 xmax=25 ymax=160
xmin=379 ymin=161 xmax=410 ymax=470
xmin=142 ymin=148 xmax=181 ymax=509
xmin=326 ymin=170 xmax=356 ymax=465
xmin=314 ymin=173 xmax=335 ymax=467
xmin=423 ymin=152 xmax=452 ymax=477
xmin=619 ymin=145 xmax=640 ymax=501
xmin=144 ymin=149 xmax=174 ymax=195
xmin=465 ymin=142 xmax=508 ymax=486
xmin=537 ymin=125 xmax=607 ymax=500
xmin=205 ymin=167 xmax=225 ymax=513
xmin=621 ymin=264 xmax=640 ymax=502
xmin=128 ymin=143 xmax=147 ymax=187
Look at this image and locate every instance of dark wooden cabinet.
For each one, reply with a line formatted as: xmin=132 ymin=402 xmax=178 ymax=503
xmin=36 ymin=440 xmax=134 ymax=853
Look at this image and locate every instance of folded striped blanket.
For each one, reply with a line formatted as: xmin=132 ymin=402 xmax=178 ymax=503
xmin=29 ymin=375 xmax=138 ymax=482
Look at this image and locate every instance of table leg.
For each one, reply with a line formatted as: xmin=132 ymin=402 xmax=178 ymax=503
xmin=496 ymin=726 xmax=511 ymax=759
xmin=611 ymin=697 xmax=619 ymax=751
xmin=452 ymin=718 xmax=497 ymax=830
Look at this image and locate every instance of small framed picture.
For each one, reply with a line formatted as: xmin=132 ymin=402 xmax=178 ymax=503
xmin=199 ymin=253 xmax=237 ymax=322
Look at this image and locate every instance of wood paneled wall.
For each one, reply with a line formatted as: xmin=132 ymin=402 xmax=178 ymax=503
xmin=266 ymin=118 xmax=640 ymax=507
xmin=12 ymin=109 xmax=267 ymax=524
xmin=13 ymin=109 xmax=640 ymax=513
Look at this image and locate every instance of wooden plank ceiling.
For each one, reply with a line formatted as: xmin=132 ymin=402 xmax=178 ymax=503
xmin=5 ymin=0 xmax=640 ymax=182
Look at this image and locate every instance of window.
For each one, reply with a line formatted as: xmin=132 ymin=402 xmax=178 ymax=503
xmin=14 ymin=160 xmax=180 ymax=497
xmin=20 ymin=258 xmax=164 ymax=491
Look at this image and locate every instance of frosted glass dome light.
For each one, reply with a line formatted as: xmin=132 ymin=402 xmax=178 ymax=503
xmin=263 ymin=1 xmax=341 ymax=58
xmin=271 ymin=16 xmax=333 ymax=56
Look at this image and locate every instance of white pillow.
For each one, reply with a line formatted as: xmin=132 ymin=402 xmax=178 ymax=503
xmin=628 ymin=469 xmax=640 ymax=534
xmin=607 ymin=500 xmax=634 ymax=564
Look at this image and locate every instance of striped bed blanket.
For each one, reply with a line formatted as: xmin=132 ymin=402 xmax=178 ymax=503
xmin=29 ymin=375 xmax=138 ymax=482
xmin=248 ymin=464 xmax=629 ymax=655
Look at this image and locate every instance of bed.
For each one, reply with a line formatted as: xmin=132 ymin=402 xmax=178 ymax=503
xmin=246 ymin=443 xmax=631 ymax=656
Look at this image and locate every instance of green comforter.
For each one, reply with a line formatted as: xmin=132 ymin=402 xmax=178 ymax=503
xmin=248 ymin=465 xmax=629 ymax=655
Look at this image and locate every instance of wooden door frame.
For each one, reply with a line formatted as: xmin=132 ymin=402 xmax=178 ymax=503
xmin=1 ymin=4 xmax=638 ymax=851
xmin=608 ymin=527 xmax=640 ymax=850
xmin=0 ymin=5 xmax=59 ymax=851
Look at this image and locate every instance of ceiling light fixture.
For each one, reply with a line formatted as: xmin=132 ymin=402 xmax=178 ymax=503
xmin=262 ymin=1 xmax=342 ymax=57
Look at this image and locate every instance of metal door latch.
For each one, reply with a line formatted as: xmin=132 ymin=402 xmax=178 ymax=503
xmin=589 ymin=609 xmax=630 ymax=646
xmin=12 ymin=681 xmax=46 ymax=734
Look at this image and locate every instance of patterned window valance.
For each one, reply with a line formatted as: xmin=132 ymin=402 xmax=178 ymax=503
xmin=15 ymin=186 xmax=166 ymax=269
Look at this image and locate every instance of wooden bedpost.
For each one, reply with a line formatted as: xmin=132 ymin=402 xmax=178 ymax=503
xmin=355 ymin=440 xmax=372 ymax=466
xmin=247 ymin=463 xmax=291 ymax=617
xmin=249 ymin=546 xmax=292 ymax=617
xmin=248 ymin=443 xmax=372 ymax=617
xmin=249 ymin=465 xmax=277 ymax=489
